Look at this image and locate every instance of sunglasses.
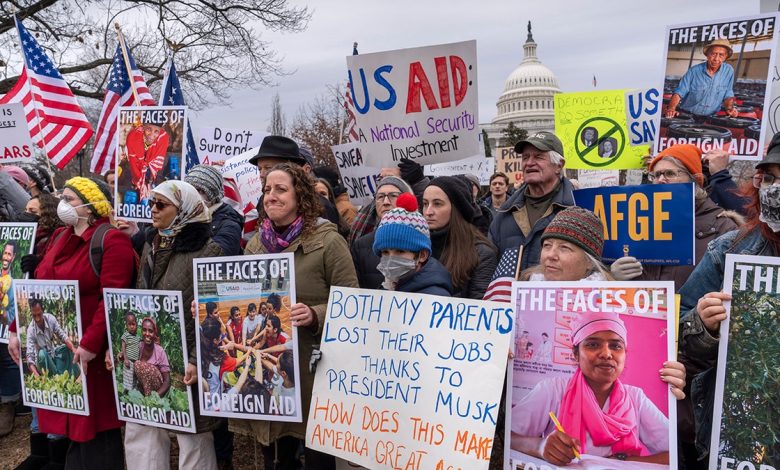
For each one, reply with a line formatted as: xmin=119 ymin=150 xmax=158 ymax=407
xmin=149 ymin=199 xmax=174 ymax=211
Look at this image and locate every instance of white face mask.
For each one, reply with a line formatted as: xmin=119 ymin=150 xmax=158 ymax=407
xmin=377 ymin=255 xmax=418 ymax=290
xmin=57 ymin=200 xmax=91 ymax=226
xmin=759 ymin=185 xmax=780 ymax=232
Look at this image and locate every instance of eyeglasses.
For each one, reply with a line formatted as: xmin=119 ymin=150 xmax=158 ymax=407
xmin=374 ymin=192 xmax=401 ymax=202
xmin=753 ymin=173 xmax=780 ymax=188
xmin=149 ymin=199 xmax=174 ymax=211
xmin=60 ymin=194 xmax=79 ymax=204
xmin=648 ymin=169 xmax=687 ymax=182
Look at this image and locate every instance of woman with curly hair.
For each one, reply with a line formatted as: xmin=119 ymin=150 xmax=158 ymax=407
xmin=231 ymin=162 xmax=358 ymax=470
xmin=23 ymin=192 xmax=63 ymax=255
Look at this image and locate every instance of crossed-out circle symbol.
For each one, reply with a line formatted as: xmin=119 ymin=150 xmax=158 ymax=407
xmin=574 ymin=117 xmax=625 ymax=167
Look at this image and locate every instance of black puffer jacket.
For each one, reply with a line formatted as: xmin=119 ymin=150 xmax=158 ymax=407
xmin=351 ymin=231 xmax=383 ymax=290
xmin=430 ymin=228 xmax=498 ymax=299
xmin=210 ymin=203 xmax=244 ymax=256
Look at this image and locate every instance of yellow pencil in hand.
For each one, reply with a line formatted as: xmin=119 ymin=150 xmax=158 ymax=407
xmin=548 ymin=411 xmax=581 ymax=460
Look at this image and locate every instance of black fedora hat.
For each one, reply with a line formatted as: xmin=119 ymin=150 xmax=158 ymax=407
xmin=248 ymin=135 xmax=306 ymax=166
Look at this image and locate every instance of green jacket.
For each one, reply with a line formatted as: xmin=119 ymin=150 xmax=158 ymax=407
xmin=230 ymin=219 xmax=358 ymax=444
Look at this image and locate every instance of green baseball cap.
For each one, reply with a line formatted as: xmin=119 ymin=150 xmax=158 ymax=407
xmin=514 ymin=131 xmax=564 ymax=157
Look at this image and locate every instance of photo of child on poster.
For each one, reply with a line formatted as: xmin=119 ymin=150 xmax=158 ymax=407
xmin=115 ymin=106 xmax=187 ymax=222
xmin=657 ymin=14 xmax=779 ymax=160
xmin=508 ymin=282 xmax=677 ymax=469
xmin=194 ymin=253 xmax=301 ymax=422
xmin=0 ymin=222 xmax=36 ymax=342
xmin=13 ymin=280 xmax=89 ymax=416
xmin=104 ymin=288 xmax=196 ymax=433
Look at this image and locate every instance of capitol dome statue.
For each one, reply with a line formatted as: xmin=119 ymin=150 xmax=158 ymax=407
xmin=482 ymin=22 xmax=561 ymax=152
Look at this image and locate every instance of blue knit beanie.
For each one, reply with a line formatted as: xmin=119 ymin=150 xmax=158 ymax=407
xmin=373 ymin=193 xmax=431 ymax=255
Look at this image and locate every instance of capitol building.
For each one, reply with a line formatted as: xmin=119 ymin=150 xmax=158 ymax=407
xmin=481 ymin=23 xmax=561 ymax=152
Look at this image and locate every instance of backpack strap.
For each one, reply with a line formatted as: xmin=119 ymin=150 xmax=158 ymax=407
xmin=89 ymin=223 xmax=114 ymax=278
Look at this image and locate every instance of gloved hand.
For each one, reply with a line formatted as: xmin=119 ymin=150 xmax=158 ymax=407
xmin=398 ymin=158 xmax=424 ymax=186
xmin=20 ymin=254 xmax=40 ymax=275
xmin=610 ymin=256 xmax=643 ymax=280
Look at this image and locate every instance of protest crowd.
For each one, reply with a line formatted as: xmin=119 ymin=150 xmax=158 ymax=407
xmin=0 ymin=8 xmax=779 ymax=470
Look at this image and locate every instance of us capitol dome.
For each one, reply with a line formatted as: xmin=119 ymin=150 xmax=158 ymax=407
xmin=482 ymin=22 xmax=561 ymax=152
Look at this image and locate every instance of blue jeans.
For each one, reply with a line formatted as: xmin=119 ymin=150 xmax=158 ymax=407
xmin=0 ymin=343 xmax=20 ymax=404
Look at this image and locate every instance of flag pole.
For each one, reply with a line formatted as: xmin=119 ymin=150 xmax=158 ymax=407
xmin=114 ymin=23 xmax=141 ymax=106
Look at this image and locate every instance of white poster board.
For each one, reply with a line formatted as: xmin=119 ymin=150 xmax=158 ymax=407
xmin=0 ymin=102 xmax=35 ymax=164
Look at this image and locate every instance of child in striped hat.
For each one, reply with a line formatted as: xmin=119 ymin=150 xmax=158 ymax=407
xmin=372 ymin=193 xmax=452 ymax=295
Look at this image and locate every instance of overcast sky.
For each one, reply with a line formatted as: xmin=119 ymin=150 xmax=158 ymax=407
xmin=192 ymin=0 xmax=760 ymax=132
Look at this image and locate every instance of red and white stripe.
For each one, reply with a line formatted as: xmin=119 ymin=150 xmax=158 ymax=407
xmin=344 ymin=82 xmax=359 ymax=142
xmin=483 ymin=277 xmax=514 ymax=303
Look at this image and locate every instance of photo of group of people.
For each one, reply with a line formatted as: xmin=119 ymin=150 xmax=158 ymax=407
xmin=194 ymin=254 xmax=301 ymax=422
xmin=14 ymin=280 xmax=88 ymax=415
xmin=0 ymin=222 xmax=36 ymax=342
xmin=104 ymin=289 xmax=195 ymax=433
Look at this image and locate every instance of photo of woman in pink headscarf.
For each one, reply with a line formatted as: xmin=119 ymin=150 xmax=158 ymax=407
xmin=511 ymin=311 xmax=673 ymax=466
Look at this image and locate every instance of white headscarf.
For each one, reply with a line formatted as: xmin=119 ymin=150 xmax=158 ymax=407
xmin=152 ymin=180 xmax=211 ymax=237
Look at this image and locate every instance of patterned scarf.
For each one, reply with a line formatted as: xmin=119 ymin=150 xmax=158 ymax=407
xmin=260 ymin=215 xmax=304 ymax=253
xmin=152 ymin=180 xmax=211 ymax=238
xmin=348 ymin=201 xmax=378 ymax=246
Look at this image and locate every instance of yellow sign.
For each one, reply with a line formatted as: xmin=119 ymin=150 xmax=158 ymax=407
xmin=495 ymin=147 xmax=524 ymax=185
xmin=555 ymin=90 xmax=648 ymax=170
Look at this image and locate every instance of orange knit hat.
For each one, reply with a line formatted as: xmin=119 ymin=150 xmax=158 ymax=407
xmin=649 ymin=144 xmax=704 ymax=186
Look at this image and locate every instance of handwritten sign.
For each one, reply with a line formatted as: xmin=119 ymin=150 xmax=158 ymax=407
xmin=574 ymin=183 xmax=695 ymax=265
xmin=307 ymin=287 xmax=512 ymax=470
xmin=0 ymin=223 xmax=36 ymax=342
xmin=346 ymin=40 xmax=480 ymax=167
xmin=220 ymin=149 xmax=263 ymax=212
xmin=0 ymin=103 xmax=35 ymax=164
xmin=331 ymin=142 xmax=381 ymax=207
xmin=425 ymin=154 xmax=495 ymax=185
xmin=495 ymin=147 xmax=524 ymax=185
xmin=196 ymin=127 xmax=267 ymax=165
xmin=625 ymin=88 xmax=661 ymax=146
xmin=555 ymin=90 xmax=648 ymax=170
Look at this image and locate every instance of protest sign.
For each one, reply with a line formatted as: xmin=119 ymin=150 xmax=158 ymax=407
xmin=625 ymin=88 xmax=661 ymax=147
xmin=761 ymin=2 xmax=780 ymax=138
xmin=576 ymin=169 xmax=619 ymax=188
xmin=509 ymin=281 xmax=677 ymax=470
xmin=194 ymin=253 xmax=302 ymax=422
xmin=346 ymin=40 xmax=480 ymax=167
xmin=656 ymin=14 xmax=780 ymax=160
xmin=115 ymin=106 xmax=187 ymax=222
xmin=196 ymin=127 xmax=266 ymax=165
xmin=425 ymin=154 xmax=495 ymax=185
xmin=104 ymin=288 xmax=196 ymax=433
xmin=495 ymin=147 xmax=524 ymax=185
xmin=14 ymin=280 xmax=88 ymax=415
xmin=555 ymin=90 xmax=649 ymax=170
xmin=331 ymin=142 xmax=381 ymax=207
xmin=221 ymin=148 xmax=263 ymax=215
xmin=306 ymin=287 xmax=513 ymax=470
xmin=711 ymin=255 xmax=780 ymax=469
xmin=0 ymin=103 xmax=35 ymax=164
xmin=574 ymin=183 xmax=695 ymax=265
xmin=0 ymin=223 xmax=36 ymax=343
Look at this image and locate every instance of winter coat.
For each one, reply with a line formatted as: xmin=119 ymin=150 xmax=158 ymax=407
xmin=210 ymin=202 xmax=244 ymax=256
xmin=488 ymin=178 xmax=576 ymax=271
xmin=351 ymin=231 xmax=383 ymax=290
xmin=430 ymin=228 xmax=497 ymax=299
xmin=706 ymin=169 xmax=749 ymax=215
xmin=33 ymin=220 xmax=136 ymax=442
xmin=231 ymin=219 xmax=358 ymax=445
xmin=137 ymin=222 xmax=223 ymax=433
xmin=395 ymin=257 xmax=453 ymax=296
xmin=0 ymin=171 xmax=30 ymax=222
xmin=638 ymin=197 xmax=741 ymax=291
xmin=335 ymin=193 xmax=358 ymax=226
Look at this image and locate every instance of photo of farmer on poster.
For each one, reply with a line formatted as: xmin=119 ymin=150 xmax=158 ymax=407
xmin=710 ymin=254 xmax=780 ymax=469
xmin=508 ymin=281 xmax=677 ymax=470
xmin=104 ymin=288 xmax=196 ymax=433
xmin=194 ymin=253 xmax=301 ymax=422
xmin=115 ymin=105 xmax=187 ymax=222
xmin=0 ymin=222 xmax=36 ymax=342
xmin=14 ymin=280 xmax=88 ymax=416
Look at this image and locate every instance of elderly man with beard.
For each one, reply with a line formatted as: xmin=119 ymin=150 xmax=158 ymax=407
xmin=488 ymin=131 xmax=575 ymax=271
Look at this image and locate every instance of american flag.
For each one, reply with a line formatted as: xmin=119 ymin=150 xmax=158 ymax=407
xmin=483 ymin=247 xmax=522 ymax=303
xmin=343 ymin=42 xmax=359 ymax=142
xmin=159 ymin=59 xmax=199 ymax=173
xmin=90 ymin=43 xmax=155 ymax=175
xmin=0 ymin=17 xmax=93 ymax=169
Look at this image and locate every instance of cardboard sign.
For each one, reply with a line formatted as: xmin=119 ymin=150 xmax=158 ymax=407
xmin=625 ymin=88 xmax=661 ymax=146
xmin=194 ymin=253 xmax=302 ymax=422
xmin=0 ymin=223 xmax=36 ymax=342
xmin=196 ymin=127 xmax=266 ymax=165
xmin=346 ymin=40 xmax=480 ymax=167
xmin=104 ymin=288 xmax=196 ymax=433
xmin=115 ymin=106 xmax=187 ymax=222
xmin=14 ymin=280 xmax=89 ymax=416
xmin=656 ymin=14 xmax=780 ymax=160
xmin=555 ymin=90 xmax=649 ymax=170
xmin=495 ymin=147 xmax=524 ymax=185
xmin=0 ymin=103 xmax=35 ymax=164
xmin=574 ymin=183 xmax=695 ymax=265
xmin=331 ymin=142 xmax=381 ymax=207
xmin=508 ymin=281 xmax=677 ymax=469
xmin=307 ymin=287 xmax=513 ymax=470
xmin=712 ymin=255 xmax=780 ymax=469
xmin=425 ymin=154 xmax=495 ymax=185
